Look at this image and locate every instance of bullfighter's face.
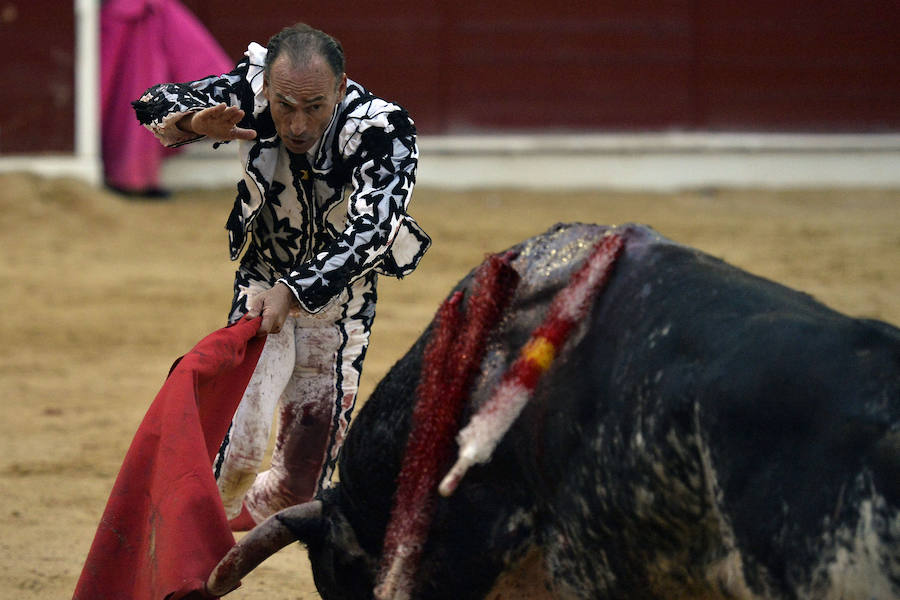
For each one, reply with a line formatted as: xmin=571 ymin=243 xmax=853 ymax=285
xmin=264 ymin=53 xmax=346 ymax=155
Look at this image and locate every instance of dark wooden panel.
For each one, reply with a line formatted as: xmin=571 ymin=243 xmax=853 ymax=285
xmin=693 ymin=0 xmax=900 ymax=131
xmin=7 ymin=0 xmax=899 ymax=153
xmin=0 ymin=1 xmax=75 ymax=153
xmin=304 ymin=14 xmax=447 ymax=133
xmin=180 ymin=1 xmax=447 ymax=130
xmin=442 ymin=1 xmax=693 ymax=131
xmin=181 ymin=0 xmax=900 ymax=133
xmin=181 ymin=1 xmax=696 ymax=133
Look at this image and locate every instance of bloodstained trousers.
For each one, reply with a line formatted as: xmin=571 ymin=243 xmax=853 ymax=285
xmin=214 ymin=274 xmax=376 ymax=524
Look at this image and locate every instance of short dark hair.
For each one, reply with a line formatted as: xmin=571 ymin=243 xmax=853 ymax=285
xmin=265 ymin=23 xmax=345 ymax=79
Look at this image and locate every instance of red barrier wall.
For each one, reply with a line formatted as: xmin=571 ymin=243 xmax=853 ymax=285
xmin=186 ymin=0 xmax=900 ymax=134
xmin=2 ymin=1 xmax=898 ymax=153
xmin=0 ymin=1 xmax=76 ymax=153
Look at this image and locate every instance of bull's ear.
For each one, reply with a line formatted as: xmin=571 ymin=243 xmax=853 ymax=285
xmin=307 ymin=502 xmax=379 ymax=600
xmin=323 ymin=503 xmax=371 ymax=563
xmin=206 ymin=501 xmax=325 ymax=596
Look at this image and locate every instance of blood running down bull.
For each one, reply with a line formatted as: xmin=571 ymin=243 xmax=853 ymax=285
xmin=206 ymin=222 xmax=900 ymax=599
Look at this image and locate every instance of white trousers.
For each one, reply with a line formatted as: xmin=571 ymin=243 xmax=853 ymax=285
xmin=214 ymin=276 xmax=375 ymax=524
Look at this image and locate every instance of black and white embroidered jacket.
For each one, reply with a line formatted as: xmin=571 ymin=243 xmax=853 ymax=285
xmin=133 ymin=42 xmax=430 ymax=313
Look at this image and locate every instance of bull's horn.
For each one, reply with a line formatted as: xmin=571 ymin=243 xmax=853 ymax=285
xmin=206 ymin=500 xmax=324 ymax=597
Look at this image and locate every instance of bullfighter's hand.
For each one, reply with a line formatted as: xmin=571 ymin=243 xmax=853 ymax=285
xmin=178 ymin=103 xmax=257 ymax=142
xmin=244 ymin=283 xmax=296 ymax=336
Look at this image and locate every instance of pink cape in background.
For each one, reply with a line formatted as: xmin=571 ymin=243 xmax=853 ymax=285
xmin=101 ymin=0 xmax=233 ymax=193
xmin=73 ymin=317 xmax=265 ymax=599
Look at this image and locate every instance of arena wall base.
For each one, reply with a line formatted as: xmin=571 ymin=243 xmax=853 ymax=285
xmin=0 ymin=155 xmax=102 ymax=186
xmin=2 ymin=133 xmax=898 ymax=192
xmin=414 ymin=133 xmax=900 ymax=191
xmin=158 ymin=133 xmax=900 ymax=192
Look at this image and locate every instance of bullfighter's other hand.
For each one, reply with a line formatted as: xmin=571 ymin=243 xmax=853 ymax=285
xmin=244 ymin=283 xmax=296 ymax=336
xmin=177 ymin=103 xmax=257 ymax=142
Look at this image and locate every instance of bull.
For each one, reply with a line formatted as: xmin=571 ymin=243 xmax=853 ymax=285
xmin=206 ymin=222 xmax=900 ymax=599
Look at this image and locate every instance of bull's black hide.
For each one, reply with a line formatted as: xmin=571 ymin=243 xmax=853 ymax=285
xmin=302 ymin=223 xmax=900 ymax=599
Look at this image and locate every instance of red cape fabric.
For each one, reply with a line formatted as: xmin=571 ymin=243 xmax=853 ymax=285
xmin=73 ymin=318 xmax=266 ymax=600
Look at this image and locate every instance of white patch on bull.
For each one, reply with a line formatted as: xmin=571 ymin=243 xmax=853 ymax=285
xmin=693 ymin=406 xmax=764 ymax=599
xmin=629 ymin=402 xmax=765 ymax=599
xmin=646 ymin=323 xmax=672 ymax=349
xmin=569 ymin=495 xmax=591 ymax=520
xmin=506 ymin=506 xmax=535 ymax=534
xmin=634 ymin=485 xmax=656 ymax=516
xmin=703 ymin=550 xmax=760 ymax=600
xmin=805 ymin=486 xmax=900 ymax=600
xmin=634 ymin=430 xmax=646 ymax=450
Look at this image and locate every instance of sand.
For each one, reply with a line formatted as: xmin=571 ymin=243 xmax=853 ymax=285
xmin=1 ymin=172 xmax=897 ymax=599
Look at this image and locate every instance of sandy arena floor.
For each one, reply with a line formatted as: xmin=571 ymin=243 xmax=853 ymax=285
xmin=1 ymin=173 xmax=898 ymax=599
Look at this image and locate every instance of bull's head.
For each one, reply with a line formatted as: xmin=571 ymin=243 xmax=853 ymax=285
xmin=207 ymin=495 xmax=377 ymax=599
